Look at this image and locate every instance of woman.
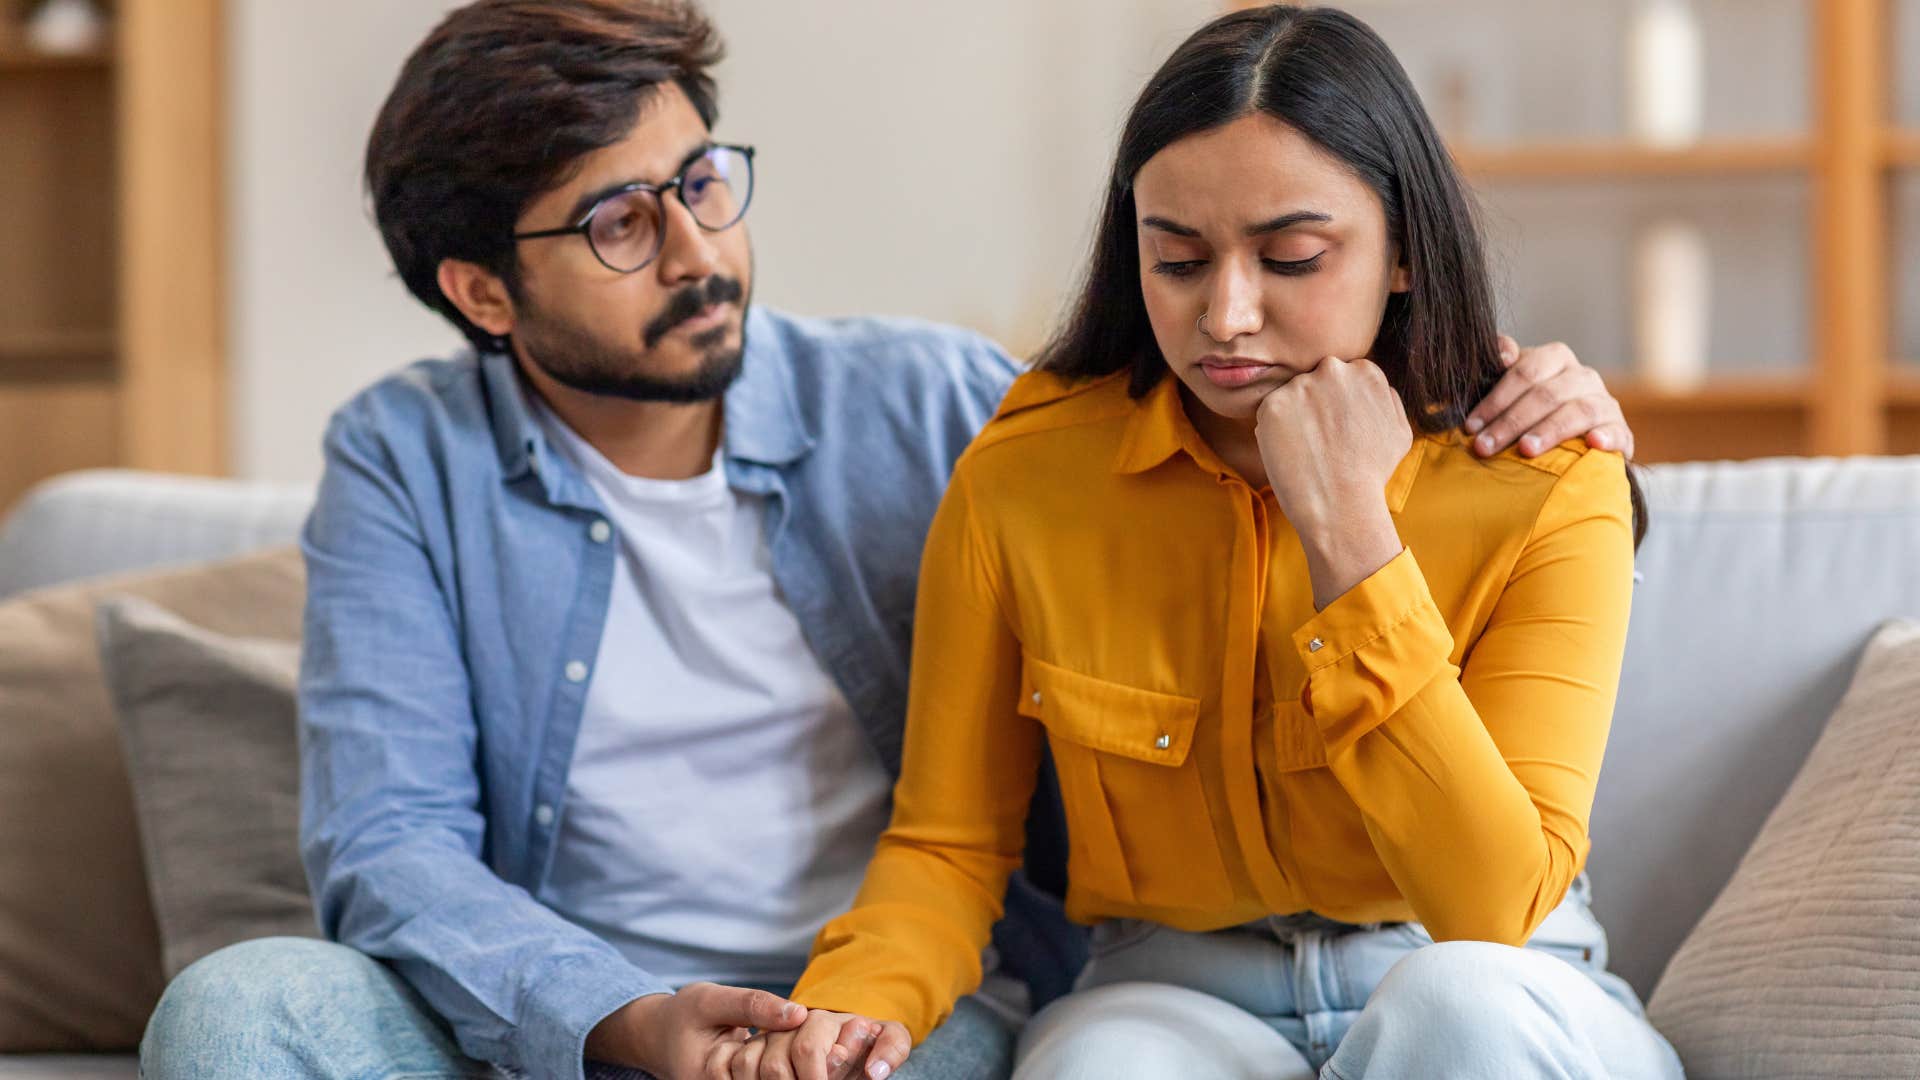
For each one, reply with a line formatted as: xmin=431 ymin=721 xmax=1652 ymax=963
xmin=765 ymin=6 xmax=1680 ymax=1078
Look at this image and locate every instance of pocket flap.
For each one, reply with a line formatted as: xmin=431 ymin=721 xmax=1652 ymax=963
xmin=1018 ymin=654 xmax=1200 ymax=766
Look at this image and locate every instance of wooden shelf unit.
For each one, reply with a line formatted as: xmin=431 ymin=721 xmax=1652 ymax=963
xmin=1453 ymin=139 xmax=1812 ymax=181
xmin=1217 ymin=2 xmax=1912 ymax=461
xmin=1436 ymin=1 xmax=1909 ymax=463
xmin=0 ymin=1 xmax=224 ymax=512
xmin=1886 ymin=130 xmax=1920 ymax=167
xmin=0 ymin=43 xmax=111 ymax=71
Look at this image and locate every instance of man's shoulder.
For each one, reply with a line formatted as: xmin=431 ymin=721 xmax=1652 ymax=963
xmin=752 ymin=307 xmax=1020 ymax=401
xmin=327 ymin=351 xmax=492 ymax=445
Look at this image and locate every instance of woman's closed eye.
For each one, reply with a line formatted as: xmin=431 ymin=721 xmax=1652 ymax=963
xmin=1150 ymin=253 xmax=1326 ymax=279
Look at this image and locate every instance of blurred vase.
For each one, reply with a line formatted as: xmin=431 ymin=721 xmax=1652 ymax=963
xmin=25 ymin=0 xmax=108 ymax=55
xmin=1625 ymin=0 xmax=1704 ymax=146
xmin=1634 ymin=220 xmax=1712 ymax=391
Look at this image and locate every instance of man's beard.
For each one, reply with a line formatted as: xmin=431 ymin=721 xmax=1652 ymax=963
xmin=513 ymin=275 xmax=749 ymax=404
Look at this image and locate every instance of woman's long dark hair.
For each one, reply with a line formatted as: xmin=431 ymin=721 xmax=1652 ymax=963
xmin=1036 ymin=5 xmax=1646 ymax=545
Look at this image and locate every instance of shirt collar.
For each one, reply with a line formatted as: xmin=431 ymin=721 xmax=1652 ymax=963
xmin=482 ymin=305 xmax=816 ymax=494
xmin=1111 ymin=372 xmax=1426 ymax=513
xmin=722 ymin=305 xmax=816 ymax=467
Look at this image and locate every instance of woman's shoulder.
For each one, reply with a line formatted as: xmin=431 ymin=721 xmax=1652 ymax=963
xmin=1411 ymin=430 xmax=1631 ymax=533
xmin=964 ymin=368 xmax=1136 ymax=457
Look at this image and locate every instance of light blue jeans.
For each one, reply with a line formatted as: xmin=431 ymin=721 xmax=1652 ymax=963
xmin=139 ymin=937 xmax=1017 ymax=1080
xmin=1015 ymin=880 xmax=1684 ymax=1079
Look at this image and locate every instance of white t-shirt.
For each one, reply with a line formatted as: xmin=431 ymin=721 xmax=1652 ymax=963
xmin=533 ymin=404 xmax=894 ymax=990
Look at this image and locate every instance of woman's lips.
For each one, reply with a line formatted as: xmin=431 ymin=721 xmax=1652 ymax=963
xmin=1196 ymin=357 xmax=1276 ymax=389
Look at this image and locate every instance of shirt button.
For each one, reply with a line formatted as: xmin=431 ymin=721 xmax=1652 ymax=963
xmin=589 ymin=520 xmax=612 ymax=543
xmin=1154 ymin=734 xmax=1172 ymax=750
xmin=565 ymin=660 xmax=589 ymax=683
xmin=534 ymin=803 xmax=555 ymax=828
xmin=1031 ymin=691 xmax=1043 ymax=706
xmin=1308 ymin=637 xmax=1325 ymax=653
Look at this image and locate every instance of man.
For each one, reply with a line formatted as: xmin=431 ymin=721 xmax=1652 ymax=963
xmin=139 ymin=2 xmax=1636 ymax=1079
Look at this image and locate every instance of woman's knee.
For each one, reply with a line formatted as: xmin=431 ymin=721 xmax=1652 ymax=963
xmin=1014 ymin=982 xmax=1307 ymax=1080
xmin=1360 ymin=940 xmax=1586 ymax=1047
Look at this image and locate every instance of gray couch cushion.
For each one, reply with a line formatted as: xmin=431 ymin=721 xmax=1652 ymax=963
xmin=1596 ymin=456 xmax=1920 ymax=997
xmin=1647 ymin=619 xmax=1920 ymax=1078
xmin=97 ymin=597 xmax=317 ymax=981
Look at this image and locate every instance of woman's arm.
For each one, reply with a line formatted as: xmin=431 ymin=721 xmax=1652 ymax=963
xmin=789 ymin=462 xmax=1044 ymax=1041
xmin=1258 ymin=355 xmax=1635 ymax=945
xmin=1294 ymin=448 xmax=1634 ymax=944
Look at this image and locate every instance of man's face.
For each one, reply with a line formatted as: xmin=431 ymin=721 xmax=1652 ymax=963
xmin=506 ymin=83 xmax=754 ymax=403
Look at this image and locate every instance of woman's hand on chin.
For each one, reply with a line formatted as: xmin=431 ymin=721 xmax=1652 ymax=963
xmin=1255 ymin=355 xmax=1411 ymax=609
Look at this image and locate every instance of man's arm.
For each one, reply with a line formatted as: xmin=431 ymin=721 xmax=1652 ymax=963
xmin=299 ymin=408 xmax=666 ymax=1079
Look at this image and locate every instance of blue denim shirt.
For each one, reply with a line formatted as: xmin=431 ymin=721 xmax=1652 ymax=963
xmin=298 ymin=306 xmax=1072 ymax=1080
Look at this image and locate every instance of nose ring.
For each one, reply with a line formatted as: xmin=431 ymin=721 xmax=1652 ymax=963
xmin=1198 ymin=311 xmax=1211 ymax=336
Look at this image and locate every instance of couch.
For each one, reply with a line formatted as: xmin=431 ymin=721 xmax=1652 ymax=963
xmin=1 ymin=455 xmax=1916 ymax=1078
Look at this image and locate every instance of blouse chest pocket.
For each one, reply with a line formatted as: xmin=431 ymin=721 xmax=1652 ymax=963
xmin=1018 ymin=654 xmax=1234 ymax=910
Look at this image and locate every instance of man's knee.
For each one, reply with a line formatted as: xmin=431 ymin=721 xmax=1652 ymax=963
xmin=141 ymin=937 xmax=391 ymax=1077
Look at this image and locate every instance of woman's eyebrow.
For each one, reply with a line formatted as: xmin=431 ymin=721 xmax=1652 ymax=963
xmin=1140 ymin=215 xmax=1201 ymax=238
xmin=1246 ymin=210 xmax=1333 ymax=236
xmin=1139 ymin=210 xmax=1335 ymax=238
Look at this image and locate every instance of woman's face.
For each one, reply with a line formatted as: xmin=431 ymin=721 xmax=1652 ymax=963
xmin=1134 ymin=112 xmax=1409 ymax=423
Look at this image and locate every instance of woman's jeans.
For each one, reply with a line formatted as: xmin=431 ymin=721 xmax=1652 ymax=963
xmin=1015 ymin=877 xmax=1685 ymax=1079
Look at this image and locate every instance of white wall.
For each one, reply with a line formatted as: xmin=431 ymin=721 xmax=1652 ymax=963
xmin=228 ymin=1 xmax=468 ymax=485
xmin=227 ymin=0 xmax=1214 ymax=484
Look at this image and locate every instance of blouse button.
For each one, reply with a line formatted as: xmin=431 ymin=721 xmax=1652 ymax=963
xmin=1308 ymin=637 xmax=1325 ymax=653
xmin=1031 ymin=691 xmax=1043 ymax=706
xmin=1154 ymin=734 xmax=1172 ymax=750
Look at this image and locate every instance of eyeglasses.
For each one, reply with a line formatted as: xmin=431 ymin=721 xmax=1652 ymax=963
xmin=512 ymin=143 xmax=756 ymax=274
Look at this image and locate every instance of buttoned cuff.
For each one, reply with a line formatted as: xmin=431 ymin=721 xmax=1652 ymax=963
xmin=1291 ymin=548 xmax=1456 ymax=757
xmin=521 ymin=953 xmax=672 ymax=1080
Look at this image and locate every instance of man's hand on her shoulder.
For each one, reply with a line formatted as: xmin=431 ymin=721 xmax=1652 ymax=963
xmin=1465 ymin=337 xmax=1636 ymax=460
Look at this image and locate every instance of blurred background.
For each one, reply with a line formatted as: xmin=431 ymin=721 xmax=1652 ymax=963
xmin=0 ymin=0 xmax=1916 ymax=510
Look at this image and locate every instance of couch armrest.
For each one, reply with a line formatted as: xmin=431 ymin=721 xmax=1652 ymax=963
xmin=0 ymin=470 xmax=313 ymax=600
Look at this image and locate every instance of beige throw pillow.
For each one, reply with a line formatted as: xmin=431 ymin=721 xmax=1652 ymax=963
xmin=0 ymin=548 xmax=303 ymax=1053
xmin=1648 ymin=619 xmax=1920 ymax=1078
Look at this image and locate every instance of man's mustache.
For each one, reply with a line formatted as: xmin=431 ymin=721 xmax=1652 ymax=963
xmin=644 ymin=276 xmax=745 ymax=348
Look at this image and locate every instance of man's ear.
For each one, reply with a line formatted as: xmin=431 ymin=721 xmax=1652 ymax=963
xmin=437 ymin=259 xmax=517 ymax=339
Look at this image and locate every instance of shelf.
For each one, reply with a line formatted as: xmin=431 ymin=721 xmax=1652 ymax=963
xmin=0 ymin=330 xmax=117 ymax=361
xmin=1611 ymin=376 xmax=1812 ymax=412
xmin=0 ymin=42 xmax=112 ymax=72
xmin=1453 ymin=138 xmax=1812 ymax=180
xmin=1887 ymin=370 xmax=1920 ymax=407
xmin=1887 ymin=131 xmax=1920 ymax=168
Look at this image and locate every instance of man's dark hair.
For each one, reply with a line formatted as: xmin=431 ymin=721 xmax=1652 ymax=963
xmin=366 ymin=0 xmax=724 ymax=351
xmin=1036 ymin=5 xmax=1646 ymax=545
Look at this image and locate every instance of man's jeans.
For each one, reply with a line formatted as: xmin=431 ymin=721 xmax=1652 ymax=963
xmin=1015 ymin=887 xmax=1685 ymax=1079
xmin=139 ymin=938 xmax=1017 ymax=1080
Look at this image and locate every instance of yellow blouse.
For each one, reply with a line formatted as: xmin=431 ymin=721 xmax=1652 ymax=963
xmin=791 ymin=368 xmax=1637 ymax=1040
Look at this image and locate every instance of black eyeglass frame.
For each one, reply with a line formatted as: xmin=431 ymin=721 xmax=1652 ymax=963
xmin=511 ymin=142 xmax=757 ymax=274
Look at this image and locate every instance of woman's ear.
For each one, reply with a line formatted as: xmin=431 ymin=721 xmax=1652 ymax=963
xmin=1390 ymin=260 xmax=1412 ymax=294
xmin=437 ymin=259 xmax=517 ymax=339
